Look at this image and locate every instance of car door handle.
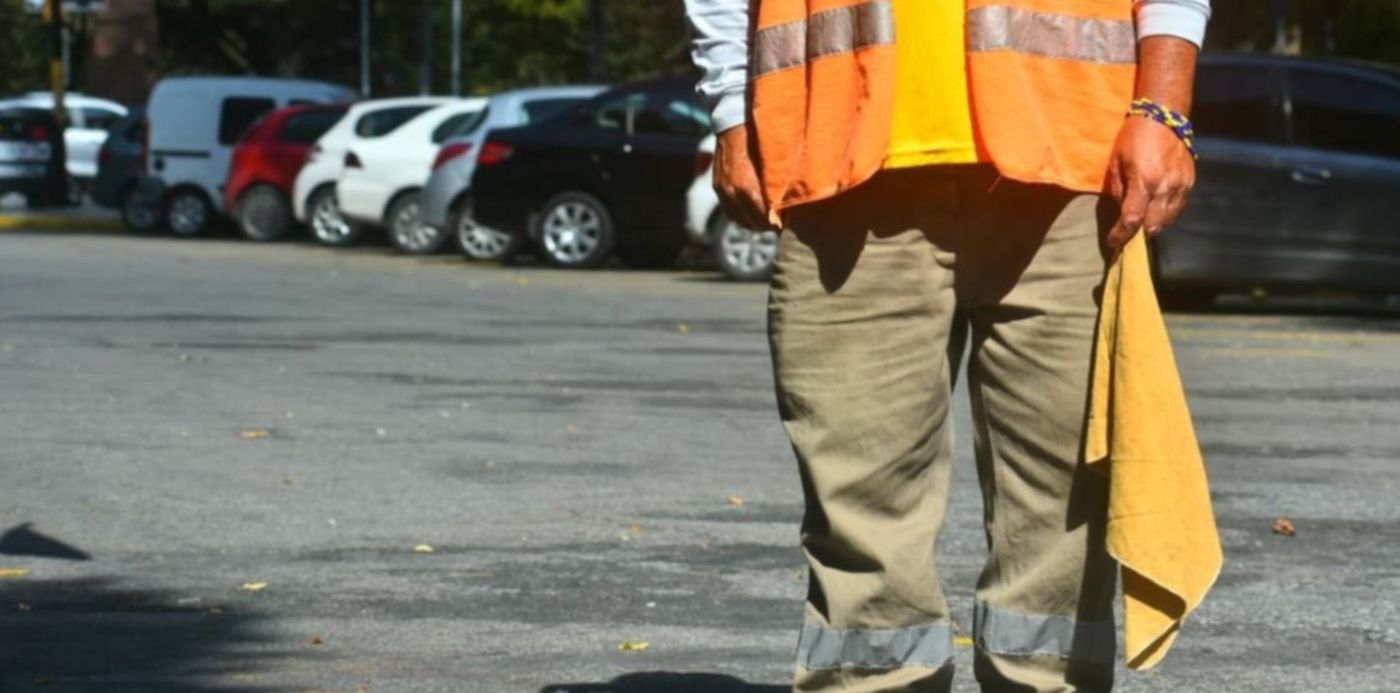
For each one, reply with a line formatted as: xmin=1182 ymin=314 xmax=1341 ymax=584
xmin=1290 ymin=167 xmax=1332 ymax=184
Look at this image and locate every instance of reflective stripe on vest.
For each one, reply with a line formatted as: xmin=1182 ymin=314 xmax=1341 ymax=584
xmin=753 ymin=1 xmax=895 ymax=77
xmin=967 ymin=5 xmax=1136 ymax=65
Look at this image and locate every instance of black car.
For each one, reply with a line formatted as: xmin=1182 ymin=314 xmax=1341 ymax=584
xmin=1157 ymin=53 xmax=1400 ymax=304
xmin=470 ymin=78 xmax=711 ymax=268
xmin=0 ymin=105 xmax=66 ymax=208
xmin=91 ymin=107 xmax=155 ymax=230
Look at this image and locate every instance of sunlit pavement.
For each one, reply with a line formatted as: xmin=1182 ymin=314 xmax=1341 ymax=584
xmin=1 ymin=227 xmax=1398 ymax=692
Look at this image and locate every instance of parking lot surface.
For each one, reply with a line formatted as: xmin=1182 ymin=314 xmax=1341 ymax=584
xmin=1 ymin=228 xmax=1398 ymax=692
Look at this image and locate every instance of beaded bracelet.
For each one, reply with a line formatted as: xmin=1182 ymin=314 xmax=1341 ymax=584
xmin=1127 ymin=98 xmax=1197 ymax=159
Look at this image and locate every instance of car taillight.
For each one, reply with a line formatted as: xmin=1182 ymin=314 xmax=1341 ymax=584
xmin=31 ymin=125 xmax=47 ymax=141
xmin=345 ymin=151 xmax=362 ymax=168
xmin=477 ymin=141 xmax=514 ymax=167
xmin=695 ymin=151 xmax=714 ymax=177
xmin=98 ymin=143 xmax=110 ymax=166
xmin=433 ymin=142 xmax=473 ymax=171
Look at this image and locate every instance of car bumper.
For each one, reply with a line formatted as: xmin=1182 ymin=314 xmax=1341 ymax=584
xmin=422 ymin=164 xmax=471 ymax=230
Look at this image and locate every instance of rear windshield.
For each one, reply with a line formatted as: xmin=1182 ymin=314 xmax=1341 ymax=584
xmin=219 ymin=96 xmax=278 ymax=145
xmin=0 ymin=109 xmax=54 ymax=141
xmin=354 ymin=105 xmax=434 ymax=138
xmin=519 ymin=97 xmax=585 ymax=125
xmin=279 ymin=107 xmax=348 ymax=144
xmin=431 ymin=109 xmax=487 ymax=144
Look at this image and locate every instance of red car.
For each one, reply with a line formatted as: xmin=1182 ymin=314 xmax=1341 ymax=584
xmin=225 ymin=103 xmax=349 ymax=241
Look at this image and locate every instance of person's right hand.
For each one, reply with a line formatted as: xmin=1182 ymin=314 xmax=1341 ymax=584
xmin=713 ymin=125 xmax=774 ymax=230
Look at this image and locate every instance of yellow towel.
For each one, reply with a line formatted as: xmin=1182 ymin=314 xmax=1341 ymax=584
xmin=1084 ymin=231 xmax=1223 ymax=670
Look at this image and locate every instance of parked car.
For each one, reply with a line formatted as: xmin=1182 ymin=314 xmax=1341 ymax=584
xmin=292 ymin=96 xmax=452 ymax=247
xmin=90 ymin=107 xmax=158 ymax=231
xmin=684 ymin=134 xmax=779 ymax=281
xmin=134 ymin=76 xmax=357 ymax=237
xmin=0 ymin=105 xmax=65 ymax=207
xmin=470 ymin=78 xmax=711 ymax=269
xmin=224 ymin=103 xmax=349 ymax=241
xmin=1157 ymin=53 xmax=1400 ymax=304
xmin=420 ymin=85 xmax=607 ymax=259
xmin=1 ymin=92 xmax=126 ymax=182
xmin=336 ymin=98 xmax=489 ymax=253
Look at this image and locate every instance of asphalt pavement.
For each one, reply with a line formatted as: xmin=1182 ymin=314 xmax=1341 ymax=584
xmin=1 ymin=227 xmax=1398 ymax=692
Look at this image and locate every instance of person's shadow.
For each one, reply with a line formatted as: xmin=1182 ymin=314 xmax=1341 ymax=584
xmin=541 ymin=671 xmax=786 ymax=693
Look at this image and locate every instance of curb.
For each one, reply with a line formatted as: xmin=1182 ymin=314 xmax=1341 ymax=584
xmin=0 ymin=214 xmax=124 ymax=233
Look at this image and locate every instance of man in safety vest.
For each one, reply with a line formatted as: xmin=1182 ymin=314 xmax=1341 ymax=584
xmin=684 ymin=0 xmax=1210 ymax=690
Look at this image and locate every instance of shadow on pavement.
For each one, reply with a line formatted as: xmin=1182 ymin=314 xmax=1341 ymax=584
xmin=542 ymin=672 xmax=786 ymax=693
xmin=0 ymin=577 xmax=279 ymax=692
xmin=0 ymin=523 xmax=92 ymax=561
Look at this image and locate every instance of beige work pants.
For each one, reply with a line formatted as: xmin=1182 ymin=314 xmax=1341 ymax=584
xmin=769 ymin=166 xmax=1118 ymax=692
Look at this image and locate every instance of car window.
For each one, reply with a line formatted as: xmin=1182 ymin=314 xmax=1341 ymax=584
xmin=219 ymin=96 xmax=277 ymax=145
xmin=81 ymin=108 xmax=122 ymax=131
xmin=518 ymin=97 xmax=585 ymax=125
xmin=431 ymin=108 xmax=487 ymax=144
xmin=593 ymin=94 xmax=632 ymax=131
xmin=1288 ymin=69 xmax=1400 ymax=159
xmin=354 ymin=105 xmax=434 ymax=138
xmin=1193 ymin=64 xmax=1275 ymax=144
xmin=632 ymin=92 xmax=710 ymax=138
xmin=278 ymin=108 xmax=347 ymax=145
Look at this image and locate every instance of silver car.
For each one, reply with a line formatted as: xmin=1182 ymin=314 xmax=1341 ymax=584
xmin=421 ymin=85 xmax=607 ymax=260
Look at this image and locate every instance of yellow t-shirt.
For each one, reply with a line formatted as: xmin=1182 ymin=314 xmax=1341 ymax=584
xmin=885 ymin=0 xmax=982 ymax=168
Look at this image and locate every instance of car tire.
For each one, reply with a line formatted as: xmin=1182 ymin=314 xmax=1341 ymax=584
xmin=165 ymin=188 xmax=212 ymax=237
xmin=120 ymin=186 xmax=162 ymax=233
xmin=386 ymin=191 xmax=446 ymax=255
xmin=454 ymin=201 xmax=523 ymax=262
xmin=307 ymin=186 xmax=362 ymax=247
xmin=236 ymin=185 xmax=293 ymax=242
xmin=711 ymin=214 xmax=779 ymax=281
xmin=532 ymin=192 xmax=615 ymax=269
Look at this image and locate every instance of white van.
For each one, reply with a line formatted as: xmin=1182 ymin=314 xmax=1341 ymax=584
xmin=139 ymin=76 xmax=356 ymax=236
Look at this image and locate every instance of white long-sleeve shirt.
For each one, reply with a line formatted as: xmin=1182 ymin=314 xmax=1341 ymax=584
xmin=685 ymin=0 xmax=1212 ymax=133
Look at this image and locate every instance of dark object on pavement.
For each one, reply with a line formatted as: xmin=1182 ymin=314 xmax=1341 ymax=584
xmin=470 ymin=78 xmax=711 ymax=269
xmin=0 ymin=523 xmax=91 ymax=561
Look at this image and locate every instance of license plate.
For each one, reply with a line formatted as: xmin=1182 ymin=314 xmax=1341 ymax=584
xmin=0 ymin=141 xmax=52 ymax=162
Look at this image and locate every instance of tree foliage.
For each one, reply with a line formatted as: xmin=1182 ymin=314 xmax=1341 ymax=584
xmin=0 ymin=0 xmax=51 ymax=96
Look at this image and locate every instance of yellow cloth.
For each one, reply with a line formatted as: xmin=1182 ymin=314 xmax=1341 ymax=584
xmin=1084 ymin=232 xmax=1224 ymax=670
xmin=885 ymin=0 xmax=981 ymax=168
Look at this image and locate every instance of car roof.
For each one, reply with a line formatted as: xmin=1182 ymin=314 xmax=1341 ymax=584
xmin=154 ymin=76 xmax=352 ymax=91
xmin=491 ymin=85 xmax=609 ymax=102
xmin=345 ymin=96 xmax=456 ymax=117
xmin=10 ymin=92 xmax=127 ymax=112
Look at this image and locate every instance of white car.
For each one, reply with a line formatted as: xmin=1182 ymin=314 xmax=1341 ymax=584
xmin=0 ymin=92 xmax=126 ymax=180
xmin=335 ymin=98 xmax=489 ymax=253
xmin=686 ymin=134 xmax=779 ymax=281
xmin=293 ymin=97 xmax=453 ymax=247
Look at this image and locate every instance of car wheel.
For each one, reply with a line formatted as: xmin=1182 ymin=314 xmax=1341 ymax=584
xmin=165 ymin=188 xmax=212 ymax=237
xmin=236 ymin=185 xmax=292 ymax=242
xmin=712 ymin=215 xmax=779 ymax=281
xmin=454 ymin=202 xmax=523 ymax=262
xmin=386 ymin=192 xmax=445 ymax=254
xmin=120 ymin=186 xmax=162 ymax=233
xmin=308 ymin=186 xmax=362 ymax=247
xmin=532 ymin=192 xmax=614 ymax=269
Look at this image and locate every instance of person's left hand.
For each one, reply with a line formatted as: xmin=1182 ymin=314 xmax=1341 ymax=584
xmin=1105 ymin=115 xmax=1196 ymax=249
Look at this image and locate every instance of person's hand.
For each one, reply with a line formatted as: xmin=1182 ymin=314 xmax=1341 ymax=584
xmin=713 ymin=124 xmax=774 ymax=231
xmin=1105 ymin=113 xmax=1196 ymax=249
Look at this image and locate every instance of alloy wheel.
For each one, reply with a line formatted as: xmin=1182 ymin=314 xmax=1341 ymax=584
xmin=541 ymin=201 xmax=602 ymax=266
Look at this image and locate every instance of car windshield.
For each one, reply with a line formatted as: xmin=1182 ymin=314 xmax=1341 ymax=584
xmin=355 ymin=105 xmax=435 ymax=138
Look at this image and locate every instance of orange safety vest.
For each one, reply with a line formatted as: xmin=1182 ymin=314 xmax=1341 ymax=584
xmin=750 ymin=0 xmax=1138 ymax=223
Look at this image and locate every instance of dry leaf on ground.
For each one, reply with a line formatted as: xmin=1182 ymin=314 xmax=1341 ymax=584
xmin=307 ymin=635 xmax=324 ymax=646
xmin=413 ymin=544 xmax=435 ymax=554
xmin=618 ymin=641 xmax=651 ymax=652
xmin=676 ymin=323 xmax=690 ymax=334
xmin=1272 ymin=517 xmax=1297 ymax=537
xmin=726 ymin=495 xmax=744 ymax=507
xmin=0 ymin=568 xmax=30 ymax=578
xmin=240 ymin=581 xmax=268 ymax=592
xmin=239 ymin=429 xmax=270 ymax=440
